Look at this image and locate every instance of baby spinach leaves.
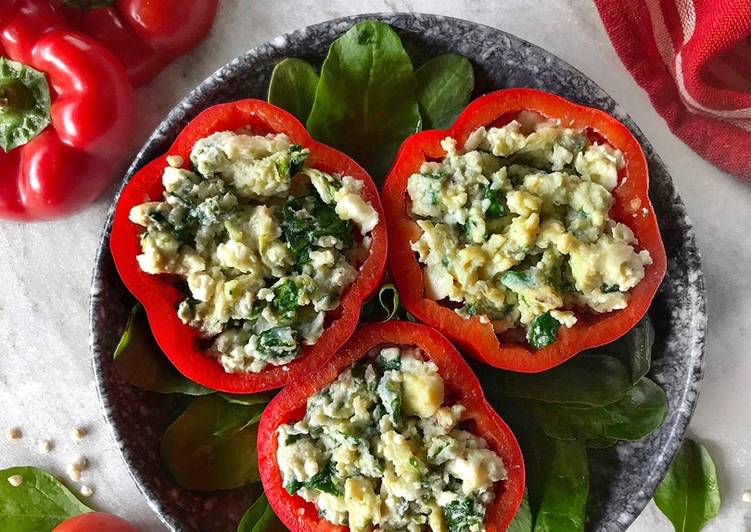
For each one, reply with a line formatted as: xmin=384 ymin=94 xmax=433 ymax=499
xmin=0 ymin=466 xmax=92 ymax=531
xmin=361 ymin=282 xmax=407 ymax=323
xmin=527 ymin=377 xmax=668 ymax=441
xmin=268 ymin=21 xmax=475 ymax=183
xmin=161 ymin=395 xmax=269 ymax=491
xmin=268 ymin=58 xmax=319 ymax=123
xmin=113 ymin=305 xmax=212 ymax=396
xmin=484 ymin=314 xmax=677 ymax=531
xmin=496 ymin=354 xmax=632 ymax=407
xmin=237 ymin=493 xmax=286 ymax=532
xmin=655 ymin=439 xmax=721 ymax=532
xmin=525 ymin=434 xmax=589 ymax=532
xmin=507 ymin=492 xmax=533 ymax=532
xmin=588 ymin=316 xmax=654 ymax=384
xmin=306 ymin=21 xmax=422 ymax=179
xmin=415 ymin=53 xmax=474 ymax=130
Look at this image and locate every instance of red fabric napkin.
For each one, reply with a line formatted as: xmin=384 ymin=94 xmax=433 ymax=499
xmin=594 ymin=0 xmax=751 ymax=180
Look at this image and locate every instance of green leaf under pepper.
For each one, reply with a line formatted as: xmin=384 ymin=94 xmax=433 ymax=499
xmin=113 ymin=305 xmax=213 ymax=396
xmin=268 ymin=58 xmax=319 ymax=123
xmin=0 ymin=466 xmax=92 ymax=531
xmin=654 ymin=438 xmax=721 ymax=532
xmin=237 ymin=493 xmax=286 ymax=532
xmin=306 ymin=20 xmax=422 ymax=180
xmin=586 ymin=315 xmax=655 ymax=384
xmin=527 ymin=377 xmax=668 ymax=441
xmin=494 ymin=354 xmax=633 ymax=407
xmin=525 ymin=432 xmax=589 ymax=532
xmin=161 ymin=395 xmax=269 ymax=491
xmin=415 ymin=53 xmax=474 ymax=130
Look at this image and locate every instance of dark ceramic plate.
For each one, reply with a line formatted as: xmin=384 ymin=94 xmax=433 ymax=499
xmin=89 ymin=13 xmax=706 ymax=532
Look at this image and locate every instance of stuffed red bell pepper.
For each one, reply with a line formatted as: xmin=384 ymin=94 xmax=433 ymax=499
xmin=62 ymin=0 xmax=219 ymax=86
xmin=258 ymin=321 xmax=525 ymax=531
xmin=383 ymin=88 xmax=667 ymax=373
xmin=0 ymin=1 xmax=135 ymax=220
xmin=110 ymin=99 xmax=388 ymax=393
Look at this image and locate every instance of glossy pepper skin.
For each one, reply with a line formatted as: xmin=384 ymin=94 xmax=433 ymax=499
xmin=0 ymin=0 xmax=135 ymax=220
xmin=258 ymin=321 xmax=526 ymax=532
xmin=383 ymin=88 xmax=667 ymax=373
xmin=110 ymin=99 xmax=388 ymax=394
xmin=63 ymin=0 xmax=219 ymax=86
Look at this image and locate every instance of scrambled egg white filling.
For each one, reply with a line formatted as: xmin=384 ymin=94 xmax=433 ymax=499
xmin=407 ymin=113 xmax=653 ymax=348
xmin=129 ymin=131 xmax=378 ymax=373
xmin=277 ymin=347 xmax=506 ymax=531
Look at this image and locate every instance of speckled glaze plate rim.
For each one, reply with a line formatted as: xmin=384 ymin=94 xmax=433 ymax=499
xmin=89 ymin=12 xmax=707 ymax=532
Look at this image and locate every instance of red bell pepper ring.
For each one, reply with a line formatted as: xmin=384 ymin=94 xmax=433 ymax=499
xmin=383 ymin=88 xmax=668 ymax=373
xmin=0 ymin=2 xmax=135 ymax=221
xmin=62 ymin=0 xmax=219 ymax=86
xmin=110 ymin=99 xmax=388 ymax=394
xmin=258 ymin=321 xmax=526 ymax=532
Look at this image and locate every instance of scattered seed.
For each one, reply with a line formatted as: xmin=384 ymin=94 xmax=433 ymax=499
xmin=7 ymin=428 xmax=22 ymax=440
xmin=66 ymin=466 xmax=81 ymax=483
xmin=7 ymin=475 xmax=23 ymax=487
xmin=72 ymin=427 xmax=87 ymax=440
xmin=38 ymin=439 xmax=52 ymax=454
xmin=80 ymin=485 xmax=93 ymax=497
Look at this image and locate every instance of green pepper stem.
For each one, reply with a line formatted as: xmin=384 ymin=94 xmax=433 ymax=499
xmin=0 ymin=80 xmax=35 ymax=114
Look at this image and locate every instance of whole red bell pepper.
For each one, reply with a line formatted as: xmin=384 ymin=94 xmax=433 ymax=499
xmin=258 ymin=321 xmax=526 ymax=532
xmin=0 ymin=1 xmax=135 ymax=220
xmin=62 ymin=0 xmax=219 ymax=86
xmin=383 ymin=88 xmax=667 ymax=373
xmin=110 ymin=99 xmax=388 ymax=394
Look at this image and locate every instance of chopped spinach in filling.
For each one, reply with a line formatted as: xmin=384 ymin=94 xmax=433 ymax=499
xmin=129 ymin=131 xmax=378 ymax=373
xmin=276 ymin=347 xmax=506 ymax=531
xmin=407 ymin=112 xmax=653 ymax=348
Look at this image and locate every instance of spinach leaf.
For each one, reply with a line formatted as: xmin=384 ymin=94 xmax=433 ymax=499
xmin=268 ymin=58 xmax=319 ymax=123
xmin=286 ymin=461 xmax=340 ymax=496
xmin=237 ymin=493 xmax=286 ymax=532
xmin=161 ymin=395 xmax=268 ymax=491
xmin=282 ymin=196 xmax=354 ymax=266
xmin=507 ymin=492 xmax=533 ymax=532
xmin=444 ymin=498 xmax=483 ymax=531
xmin=524 ymin=433 xmax=589 ymax=532
xmin=219 ymin=392 xmax=275 ymax=406
xmin=256 ymin=327 xmax=298 ymax=357
xmin=528 ymin=312 xmax=561 ymax=350
xmin=273 ymin=279 xmax=299 ymax=315
xmin=484 ymin=187 xmax=508 ymax=218
xmin=586 ymin=316 xmax=655 ymax=384
xmin=113 ymin=305 xmax=213 ymax=396
xmin=306 ymin=20 xmax=422 ymax=180
xmin=361 ymin=283 xmax=404 ymax=323
xmin=415 ymin=53 xmax=474 ymax=129
xmin=495 ymin=355 xmax=632 ymax=407
xmin=274 ymin=144 xmax=309 ymax=179
xmin=0 ymin=466 xmax=92 ymax=531
xmin=654 ymin=439 xmax=721 ymax=532
xmin=528 ymin=377 xmax=668 ymax=441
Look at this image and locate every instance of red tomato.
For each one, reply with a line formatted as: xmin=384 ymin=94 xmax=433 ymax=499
xmin=54 ymin=513 xmax=139 ymax=532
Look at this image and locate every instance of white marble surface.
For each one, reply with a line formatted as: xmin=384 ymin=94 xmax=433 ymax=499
xmin=1 ymin=1 xmax=749 ymax=530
